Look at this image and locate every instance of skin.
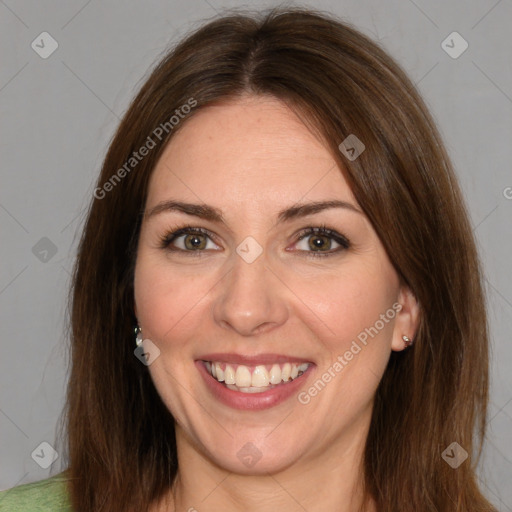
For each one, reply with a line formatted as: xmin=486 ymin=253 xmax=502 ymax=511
xmin=134 ymin=94 xmax=419 ymax=512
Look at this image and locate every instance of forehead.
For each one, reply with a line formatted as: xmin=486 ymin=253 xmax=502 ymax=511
xmin=146 ymin=95 xmax=357 ymax=212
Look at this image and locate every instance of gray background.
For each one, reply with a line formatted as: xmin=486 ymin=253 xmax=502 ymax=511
xmin=0 ymin=0 xmax=511 ymax=508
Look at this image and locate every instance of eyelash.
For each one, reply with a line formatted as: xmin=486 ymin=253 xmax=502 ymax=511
xmin=158 ymin=224 xmax=350 ymax=258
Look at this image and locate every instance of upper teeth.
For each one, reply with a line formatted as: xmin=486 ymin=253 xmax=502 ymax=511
xmin=205 ymin=361 xmax=310 ymax=388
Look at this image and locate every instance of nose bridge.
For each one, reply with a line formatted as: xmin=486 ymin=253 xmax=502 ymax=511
xmin=212 ymin=243 xmax=288 ymax=336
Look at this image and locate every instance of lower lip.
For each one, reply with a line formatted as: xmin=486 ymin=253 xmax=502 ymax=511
xmin=195 ymin=360 xmax=314 ymax=411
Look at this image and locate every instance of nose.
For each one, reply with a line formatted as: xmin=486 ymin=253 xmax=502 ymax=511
xmin=212 ymin=248 xmax=289 ymax=337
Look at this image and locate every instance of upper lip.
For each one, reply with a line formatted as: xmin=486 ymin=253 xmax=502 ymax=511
xmin=197 ymin=353 xmax=313 ymax=365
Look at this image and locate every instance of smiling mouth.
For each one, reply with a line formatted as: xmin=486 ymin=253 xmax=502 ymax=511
xmin=202 ymin=360 xmax=311 ymax=393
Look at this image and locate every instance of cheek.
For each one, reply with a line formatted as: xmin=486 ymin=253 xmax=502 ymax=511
xmin=300 ymin=263 xmax=399 ymax=356
xmin=133 ymin=255 xmax=214 ymax=348
xmin=133 ymin=254 xmax=211 ymax=420
xmin=306 ymin=274 xmax=398 ymax=408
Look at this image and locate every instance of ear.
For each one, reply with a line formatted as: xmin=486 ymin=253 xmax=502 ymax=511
xmin=391 ymin=285 xmax=420 ymax=352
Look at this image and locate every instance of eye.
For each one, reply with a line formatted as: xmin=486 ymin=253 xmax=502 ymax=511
xmin=292 ymin=226 xmax=350 ymax=257
xmin=159 ymin=226 xmax=220 ymax=254
xmin=159 ymin=224 xmax=350 ymax=258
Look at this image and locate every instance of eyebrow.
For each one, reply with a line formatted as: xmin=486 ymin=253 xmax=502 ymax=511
xmin=145 ymin=199 xmax=363 ymax=224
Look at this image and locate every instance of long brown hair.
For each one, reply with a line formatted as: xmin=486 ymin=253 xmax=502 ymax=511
xmin=60 ymin=7 xmax=495 ymax=511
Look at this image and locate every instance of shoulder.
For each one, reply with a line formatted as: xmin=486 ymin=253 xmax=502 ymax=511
xmin=0 ymin=472 xmax=72 ymax=512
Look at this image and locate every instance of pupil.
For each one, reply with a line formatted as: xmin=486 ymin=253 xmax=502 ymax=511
xmin=186 ymin=235 xmax=205 ymax=250
xmin=310 ymin=235 xmax=329 ymax=251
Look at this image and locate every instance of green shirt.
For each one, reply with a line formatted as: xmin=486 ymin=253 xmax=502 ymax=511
xmin=0 ymin=473 xmax=72 ymax=511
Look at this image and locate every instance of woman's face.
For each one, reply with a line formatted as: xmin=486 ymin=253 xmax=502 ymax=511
xmin=134 ymin=95 xmax=417 ymax=475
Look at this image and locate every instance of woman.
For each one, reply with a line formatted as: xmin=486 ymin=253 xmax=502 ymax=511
xmin=0 ymin=7 xmax=496 ymax=512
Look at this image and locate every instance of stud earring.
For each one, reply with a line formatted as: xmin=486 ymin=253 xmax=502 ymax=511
xmin=402 ymin=335 xmax=414 ymax=348
xmin=135 ymin=326 xmax=143 ymax=347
